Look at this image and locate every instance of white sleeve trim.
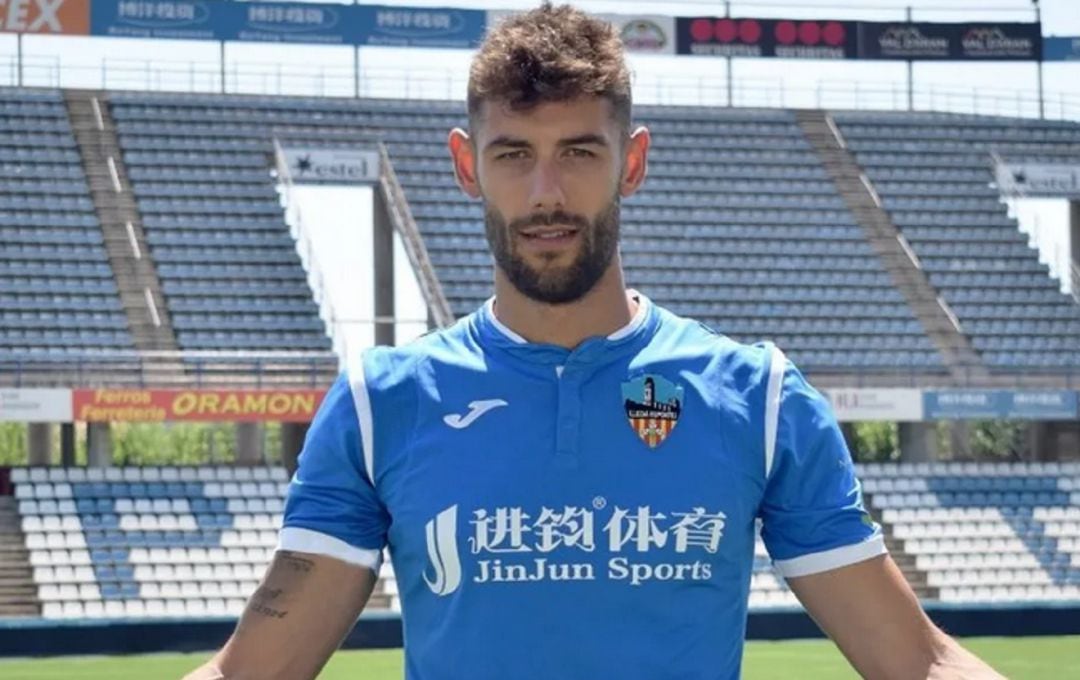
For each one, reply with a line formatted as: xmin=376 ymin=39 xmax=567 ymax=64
xmin=763 ymin=345 xmax=787 ymax=479
xmin=773 ymin=533 xmax=887 ymax=579
xmin=277 ymin=527 xmax=383 ymax=573
xmin=346 ymin=349 xmax=376 ymax=487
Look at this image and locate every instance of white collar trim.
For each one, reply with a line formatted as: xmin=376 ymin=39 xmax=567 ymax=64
xmin=485 ymin=290 xmax=649 ymax=345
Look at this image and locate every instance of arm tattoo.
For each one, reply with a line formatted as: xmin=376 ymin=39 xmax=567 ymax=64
xmin=250 ymin=586 xmax=287 ymax=619
xmin=248 ymin=553 xmax=315 ymax=619
xmin=279 ymin=551 xmax=315 ymax=573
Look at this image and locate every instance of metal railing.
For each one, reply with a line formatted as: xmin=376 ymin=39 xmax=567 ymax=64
xmin=272 ymin=138 xmax=345 ymax=364
xmin=3 ymin=55 xmax=1079 ymax=122
xmin=0 ymin=351 xmax=339 ymax=389
xmin=378 ymin=143 xmax=454 ymax=329
xmin=1070 ymin=261 xmax=1080 ymax=305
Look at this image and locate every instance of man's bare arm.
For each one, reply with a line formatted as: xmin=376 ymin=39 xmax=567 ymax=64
xmin=182 ymin=550 xmax=378 ymax=680
xmin=787 ymin=554 xmax=1004 ymax=680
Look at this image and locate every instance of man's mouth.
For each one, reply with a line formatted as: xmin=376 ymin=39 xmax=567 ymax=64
xmin=520 ymin=227 xmax=580 ymax=241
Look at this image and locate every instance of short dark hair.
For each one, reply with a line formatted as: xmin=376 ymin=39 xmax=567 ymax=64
xmin=467 ymin=3 xmax=632 ymax=134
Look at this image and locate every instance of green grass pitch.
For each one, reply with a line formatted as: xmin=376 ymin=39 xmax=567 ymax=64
xmin=0 ymin=636 xmax=1077 ymax=679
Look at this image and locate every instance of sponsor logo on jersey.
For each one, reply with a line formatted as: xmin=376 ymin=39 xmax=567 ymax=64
xmin=423 ymin=501 xmax=725 ymax=596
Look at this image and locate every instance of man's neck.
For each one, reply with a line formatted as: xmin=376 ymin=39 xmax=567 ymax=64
xmin=491 ymin=262 xmax=637 ymax=349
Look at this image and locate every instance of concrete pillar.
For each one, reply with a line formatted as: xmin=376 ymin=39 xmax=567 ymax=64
xmin=948 ymin=421 xmax=971 ymax=459
xmin=1055 ymin=421 xmax=1080 ymax=461
xmin=60 ymin=423 xmax=75 ymax=467
xmin=86 ymin=423 xmax=112 ymax=467
xmin=372 ymin=186 xmax=395 ymax=347
xmin=1069 ymin=200 xmax=1079 ymax=292
xmin=280 ymin=422 xmax=310 ymax=479
xmin=27 ymin=424 xmax=53 ymax=466
xmin=898 ymin=422 xmax=938 ymax=463
xmin=1025 ymin=421 xmax=1048 ymax=461
xmin=235 ymin=422 xmax=263 ymax=465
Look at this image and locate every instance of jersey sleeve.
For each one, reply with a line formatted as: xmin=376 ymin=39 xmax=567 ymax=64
xmin=758 ymin=346 xmax=885 ymax=578
xmin=277 ymin=367 xmax=391 ymax=574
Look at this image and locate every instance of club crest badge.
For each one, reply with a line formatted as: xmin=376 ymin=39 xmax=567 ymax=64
xmin=621 ymin=374 xmax=684 ymax=449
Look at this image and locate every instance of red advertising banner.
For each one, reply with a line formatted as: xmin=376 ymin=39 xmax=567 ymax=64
xmin=0 ymin=0 xmax=91 ymax=35
xmin=72 ymin=388 xmax=326 ymax=422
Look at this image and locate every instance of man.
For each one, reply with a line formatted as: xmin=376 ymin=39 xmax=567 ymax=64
xmin=186 ymin=4 xmax=1003 ymax=679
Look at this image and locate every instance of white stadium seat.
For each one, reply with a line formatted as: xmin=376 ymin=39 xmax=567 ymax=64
xmin=84 ymin=601 xmax=105 ymax=618
xmin=178 ymin=468 xmax=198 ymax=482
xmin=78 ymin=584 xmax=101 ymax=600
xmin=42 ymin=603 xmax=64 ymax=618
xmin=125 ymin=600 xmax=147 ymax=618
xmin=165 ymin=601 xmax=187 ymax=617
xmin=104 ymin=601 xmax=126 ymax=617
xmin=206 ymin=599 xmax=228 ymax=616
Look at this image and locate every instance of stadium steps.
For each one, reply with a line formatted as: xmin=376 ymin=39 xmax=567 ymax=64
xmin=863 ymin=493 xmax=937 ymax=600
xmin=0 ymin=497 xmax=41 ymax=616
xmin=794 ymin=109 xmax=988 ymax=382
xmin=63 ymin=89 xmax=185 ymax=380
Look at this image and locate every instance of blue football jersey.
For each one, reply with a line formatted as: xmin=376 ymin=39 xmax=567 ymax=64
xmin=279 ymin=292 xmax=884 ymax=680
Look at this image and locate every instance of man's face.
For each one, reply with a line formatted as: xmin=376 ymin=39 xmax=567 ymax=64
xmin=451 ymin=97 xmax=647 ymax=305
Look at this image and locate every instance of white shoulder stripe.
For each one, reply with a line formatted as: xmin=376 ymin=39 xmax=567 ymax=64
xmin=277 ymin=527 xmax=383 ymax=573
xmin=763 ymin=345 xmax=787 ymax=479
xmin=774 ymin=534 xmax=887 ymax=578
xmin=347 ymin=349 xmax=376 ymax=487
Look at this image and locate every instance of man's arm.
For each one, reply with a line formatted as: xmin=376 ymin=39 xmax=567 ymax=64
xmin=183 ymin=550 xmax=378 ymax=680
xmin=786 ymin=554 xmax=1003 ymax=680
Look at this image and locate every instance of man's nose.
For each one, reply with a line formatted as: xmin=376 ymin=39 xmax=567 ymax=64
xmin=528 ymin=158 xmax=566 ymax=212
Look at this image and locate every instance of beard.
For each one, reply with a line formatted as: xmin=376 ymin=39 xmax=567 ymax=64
xmin=484 ymin=196 xmax=621 ymax=305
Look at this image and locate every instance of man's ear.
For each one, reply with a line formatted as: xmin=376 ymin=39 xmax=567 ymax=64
xmin=619 ymin=126 xmax=650 ymax=198
xmin=448 ymin=128 xmax=482 ymax=199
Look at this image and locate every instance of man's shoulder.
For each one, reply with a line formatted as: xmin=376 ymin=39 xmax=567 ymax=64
xmin=352 ymin=314 xmax=479 ymax=390
xmin=651 ymin=302 xmax=777 ymax=373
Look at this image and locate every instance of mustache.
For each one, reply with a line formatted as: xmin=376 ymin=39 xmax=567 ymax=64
xmin=508 ymin=210 xmax=590 ymax=232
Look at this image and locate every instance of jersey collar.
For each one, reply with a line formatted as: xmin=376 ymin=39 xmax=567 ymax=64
xmin=471 ymin=289 xmax=659 ymax=367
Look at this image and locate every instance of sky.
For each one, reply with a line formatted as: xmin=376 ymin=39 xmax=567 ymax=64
xmin=1 ymin=0 xmax=1077 ymax=347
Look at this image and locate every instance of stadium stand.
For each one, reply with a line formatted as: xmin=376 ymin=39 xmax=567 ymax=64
xmin=832 ymin=111 xmax=1080 ymax=370
xmin=6 ymin=87 xmax=1074 ymax=378
xmin=0 ymin=89 xmax=136 ymax=361
xmin=100 ymin=92 xmax=949 ymax=372
xmin=861 ymin=461 xmax=1080 ymax=604
xmin=107 ymin=93 xmax=331 ymax=355
xmin=9 ymin=462 xmax=1080 ymax=618
xmin=2 ymin=85 xmax=1079 ymax=625
xmin=10 ymin=466 xmax=398 ymax=619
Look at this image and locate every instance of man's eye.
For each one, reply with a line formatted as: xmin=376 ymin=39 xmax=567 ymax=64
xmin=496 ymin=150 xmax=528 ymax=160
xmin=566 ymin=148 xmax=594 ymax=158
